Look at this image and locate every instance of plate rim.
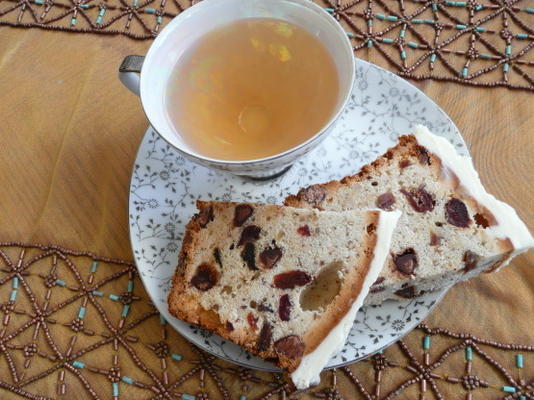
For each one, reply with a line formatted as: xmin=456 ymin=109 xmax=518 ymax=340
xmin=127 ymin=57 xmax=466 ymax=372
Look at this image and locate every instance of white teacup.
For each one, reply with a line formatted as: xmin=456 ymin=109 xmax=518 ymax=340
xmin=119 ymin=0 xmax=355 ymax=179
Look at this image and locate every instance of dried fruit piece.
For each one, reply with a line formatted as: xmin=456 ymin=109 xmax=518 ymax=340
xmin=238 ymin=225 xmax=261 ymax=246
xmin=370 ymin=285 xmax=385 ymax=293
xmin=393 ymin=249 xmax=418 ymax=275
xmin=259 ymin=245 xmax=282 ymax=269
xmin=429 ymin=232 xmax=441 ymax=246
xmin=213 ymin=248 xmax=223 ymax=268
xmin=257 ymin=303 xmax=273 ymax=313
xmin=273 ymin=270 xmax=312 ymax=289
xmin=395 ymin=285 xmax=416 ymax=298
xmin=417 ymin=146 xmax=431 ymax=165
xmin=299 ymin=185 xmax=326 ymax=206
xmin=257 ymin=322 xmax=272 ymax=352
xmin=463 ymin=250 xmax=479 ymax=273
xmin=376 ymin=192 xmax=396 ymax=211
xmin=366 ymin=223 xmax=376 ymax=234
xmin=278 ymin=294 xmax=291 ymax=321
xmin=197 ymin=206 xmax=214 ymax=228
xmin=241 ymin=242 xmax=258 ymax=271
xmin=190 ymin=263 xmax=218 ymax=291
xmin=297 ymin=225 xmax=311 ymax=236
xmin=445 ymin=198 xmax=471 ymax=227
xmin=234 ymin=204 xmax=253 ymax=227
xmin=401 ymin=187 xmax=436 ymax=213
xmin=399 ymin=159 xmax=411 ymax=169
xmin=226 ymin=321 xmax=234 ymax=331
xmin=247 ymin=313 xmax=258 ymax=330
xmin=273 ymin=335 xmax=305 ymax=359
xmin=372 ymin=277 xmax=385 ymax=286
xmin=474 ymin=213 xmax=490 ymax=228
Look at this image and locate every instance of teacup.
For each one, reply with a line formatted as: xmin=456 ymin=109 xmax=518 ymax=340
xmin=119 ymin=0 xmax=355 ymax=179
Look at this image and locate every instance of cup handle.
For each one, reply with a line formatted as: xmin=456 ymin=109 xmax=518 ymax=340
xmin=118 ymin=55 xmax=145 ymax=96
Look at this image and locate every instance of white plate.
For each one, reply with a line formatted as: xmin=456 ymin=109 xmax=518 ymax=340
xmin=129 ymin=58 xmax=467 ymax=371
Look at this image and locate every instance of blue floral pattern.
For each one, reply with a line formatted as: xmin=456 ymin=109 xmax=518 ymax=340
xmin=129 ymin=58 xmax=467 ymax=371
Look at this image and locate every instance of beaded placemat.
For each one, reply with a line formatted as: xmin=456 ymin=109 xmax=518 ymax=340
xmin=1 ymin=0 xmax=534 ymax=91
xmin=0 ymin=241 xmax=531 ymax=400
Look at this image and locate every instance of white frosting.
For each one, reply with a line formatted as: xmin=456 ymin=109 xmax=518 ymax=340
xmin=414 ymin=125 xmax=534 ymax=263
xmin=290 ymin=210 xmax=401 ymax=390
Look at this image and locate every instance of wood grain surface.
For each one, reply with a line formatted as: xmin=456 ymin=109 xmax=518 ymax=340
xmin=0 ymin=26 xmax=532 ymax=349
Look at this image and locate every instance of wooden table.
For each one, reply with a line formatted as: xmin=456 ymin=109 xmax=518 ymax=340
xmin=0 ymin=26 xmax=532 ymax=398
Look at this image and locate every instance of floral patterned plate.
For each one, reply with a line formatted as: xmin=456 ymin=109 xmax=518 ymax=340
xmin=129 ymin=58 xmax=467 ymax=371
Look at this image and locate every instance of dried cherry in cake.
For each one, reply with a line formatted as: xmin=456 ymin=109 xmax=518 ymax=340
xmin=376 ymin=192 xmax=396 ymax=211
xmin=299 ymin=185 xmax=326 ymax=207
xmin=234 ymin=204 xmax=253 ymax=227
xmin=297 ymin=225 xmax=311 ymax=236
xmin=273 ymin=271 xmax=312 ymax=289
xmin=273 ymin=335 xmax=305 ymax=359
xmin=445 ymin=198 xmax=471 ymax=227
xmin=393 ymin=249 xmax=418 ymax=275
xmin=238 ymin=225 xmax=261 ymax=246
xmin=190 ymin=263 xmax=218 ymax=291
xmin=278 ymin=294 xmax=291 ymax=321
xmin=259 ymin=245 xmax=282 ymax=269
xmin=197 ymin=206 xmax=214 ymax=228
xmin=257 ymin=322 xmax=272 ymax=352
xmin=247 ymin=312 xmax=258 ymax=330
xmin=241 ymin=242 xmax=258 ymax=271
xmin=463 ymin=250 xmax=479 ymax=272
xmin=401 ymin=187 xmax=435 ymax=213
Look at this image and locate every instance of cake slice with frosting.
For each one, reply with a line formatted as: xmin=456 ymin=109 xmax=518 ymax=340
xmin=285 ymin=125 xmax=534 ymax=304
xmin=168 ymin=201 xmax=400 ymax=389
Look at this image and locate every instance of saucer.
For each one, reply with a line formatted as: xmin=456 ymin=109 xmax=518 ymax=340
xmin=129 ymin=58 xmax=467 ymax=371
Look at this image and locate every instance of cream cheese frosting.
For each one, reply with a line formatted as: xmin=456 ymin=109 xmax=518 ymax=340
xmin=414 ymin=125 xmax=534 ymax=264
xmin=290 ymin=210 xmax=401 ymax=390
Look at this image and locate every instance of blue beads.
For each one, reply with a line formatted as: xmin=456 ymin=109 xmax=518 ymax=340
xmin=71 ymin=18 xmax=77 ymax=26
xmin=346 ymin=32 xmax=354 ymax=38
xmin=524 ymin=8 xmax=534 ymax=14
xmin=324 ymin=7 xmax=334 ymax=13
xmin=33 ymin=0 xmax=44 ymax=4
xmin=503 ymin=63 xmax=510 ymax=73
xmin=516 ymin=33 xmax=529 ymax=39
xmin=375 ymin=13 xmax=386 ymax=20
xmin=239 ymin=396 xmax=247 ymax=400
xmin=122 ymin=376 xmax=134 ymax=384
xmin=465 ymin=347 xmax=473 ymax=360
xmin=55 ymin=279 xmax=66 ymax=287
xmin=156 ymin=16 xmax=163 ymax=24
xmin=367 ymin=40 xmax=373 ymax=48
xmin=386 ymin=15 xmax=398 ymax=22
xmin=502 ymin=386 xmax=516 ymax=393
xmin=399 ymin=29 xmax=406 ymax=38
xmin=72 ymin=361 xmax=85 ymax=369
xmin=12 ymin=277 xmax=18 ymax=289
xmin=90 ymin=261 xmax=98 ymax=273
xmin=446 ymin=1 xmax=466 ymax=6
xmin=408 ymin=41 xmax=419 ymax=48
xmin=430 ymin=53 xmax=437 ymax=63
xmin=127 ymin=280 xmax=134 ymax=292
xmin=121 ymin=305 xmax=130 ymax=317
xmin=112 ymin=382 xmax=119 ymax=397
xmin=400 ymin=50 xmax=407 ymax=60
xmin=475 ymin=27 xmax=486 ymax=32
xmin=171 ymin=353 xmax=183 ymax=361
xmin=423 ymin=336 xmax=431 ymax=350
xmin=160 ymin=315 xmax=167 ymax=325
xmin=92 ymin=291 xmax=104 ymax=297
xmin=181 ymin=394 xmax=195 ymax=400
xmin=456 ymin=24 xmax=467 ymax=29
xmin=144 ymin=7 xmax=156 ymax=13
xmin=505 ymin=45 xmax=512 ymax=55
xmin=109 ymin=294 xmax=120 ymax=301
xmin=381 ymin=38 xmax=394 ymax=44
xmin=9 ymin=290 xmax=17 ymax=302
xmin=516 ymin=354 xmax=524 ymax=368
xmin=80 ymin=4 xmax=89 ymax=8
xmin=461 ymin=67 xmax=468 ymax=78
xmin=78 ymin=307 xmax=86 ymax=319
